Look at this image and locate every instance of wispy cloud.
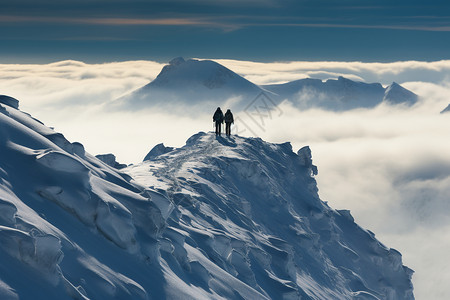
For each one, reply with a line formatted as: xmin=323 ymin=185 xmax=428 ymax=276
xmin=214 ymin=59 xmax=450 ymax=85
xmin=3 ymin=13 xmax=450 ymax=33
xmin=0 ymin=15 xmax=240 ymax=30
xmin=244 ymin=22 xmax=450 ymax=32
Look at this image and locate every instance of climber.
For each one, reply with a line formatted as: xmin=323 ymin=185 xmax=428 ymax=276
xmin=213 ymin=107 xmax=224 ymax=135
xmin=224 ymin=109 xmax=234 ymax=136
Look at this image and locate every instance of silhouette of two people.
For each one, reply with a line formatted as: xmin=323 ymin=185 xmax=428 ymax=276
xmin=213 ymin=107 xmax=234 ymax=136
xmin=224 ymin=109 xmax=234 ymax=136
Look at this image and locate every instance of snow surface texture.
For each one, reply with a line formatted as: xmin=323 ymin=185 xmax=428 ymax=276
xmin=143 ymin=143 xmax=174 ymax=161
xmin=95 ymin=154 xmax=127 ymax=169
xmin=0 ymin=95 xmax=19 ymax=110
xmin=128 ymin=132 xmax=414 ymax=299
xmin=0 ymin=100 xmax=414 ymax=299
xmin=117 ymin=58 xmax=418 ymax=112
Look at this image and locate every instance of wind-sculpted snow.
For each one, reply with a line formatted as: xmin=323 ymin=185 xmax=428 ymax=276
xmin=127 ymin=132 xmax=414 ymax=299
xmin=0 ymin=101 xmax=172 ymax=299
xmin=0 ymin=95 xmax=19 ymax=109
xmin=0 ymin=99 xmax=413 ymax=299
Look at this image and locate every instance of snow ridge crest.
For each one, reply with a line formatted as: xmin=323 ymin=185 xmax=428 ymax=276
xmin=0 ymin=99 xmax=414 ymax=300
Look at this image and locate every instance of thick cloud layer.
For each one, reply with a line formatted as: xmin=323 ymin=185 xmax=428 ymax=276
xmin=0 ymin=59 xmax=449 ymax=299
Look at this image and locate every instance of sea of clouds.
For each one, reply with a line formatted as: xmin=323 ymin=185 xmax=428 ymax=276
xmin=1 ymin=58 xmax=449 ymax=299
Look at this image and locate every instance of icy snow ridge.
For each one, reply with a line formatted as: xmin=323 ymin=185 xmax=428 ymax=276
xmin=127 ymin=132 xmax=414 ymax=299
xmin=0 ymin=98 xmax=413 ymax=299
xmin=0 ymin=101 xmax=172 ymax=299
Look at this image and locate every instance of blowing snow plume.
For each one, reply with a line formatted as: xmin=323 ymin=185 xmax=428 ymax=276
xmin=0 ymin=96 xmax=413 ymax=299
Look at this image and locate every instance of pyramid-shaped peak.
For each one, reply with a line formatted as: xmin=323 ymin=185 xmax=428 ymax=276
xmin=384 ymin=82 xmax=418 ymax=105
xmin=169 ymin=57 xmax=186 ymax=66
xmin=386 ymin=82 xmax=407 ymax=91
xmin=146 ymin=58 xmax=260 ymax=93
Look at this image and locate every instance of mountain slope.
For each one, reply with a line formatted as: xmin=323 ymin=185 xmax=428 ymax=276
xmin=262 ymin=77 xmax=418 ymax=110
xmin=383 ymin=82 xmax=418 ymax=105
xmin=116 ymin=57 xmax=264 ymax=111
xmin=126 ymin=132 xmax=414 ymax=299
xmin=116 ymin=59 xmax=418 ymax=112
xmin=0 ymin=97 xmax=179 ymax=299
xmin=0 ymin=97 xmax=414 ymax=299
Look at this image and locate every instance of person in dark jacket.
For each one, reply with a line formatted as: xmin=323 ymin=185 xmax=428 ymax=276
xmin=224 ymin=109 xmax=234 ymax=136
xmin=213 ymin=107 xmax=224 ymax=135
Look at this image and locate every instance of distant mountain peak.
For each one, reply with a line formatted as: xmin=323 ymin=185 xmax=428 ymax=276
xmin=152 ymin=58 xmax=238 ymax=89
xmin=168 ymin=56 xmax=186 ymax=66
xmin=384 ymin=82 xmax=418 ymax=105
xmin=118 ymin=58 xmax=262 ymax=111
xmin=116 ymin=58 xmax=419 ymax=112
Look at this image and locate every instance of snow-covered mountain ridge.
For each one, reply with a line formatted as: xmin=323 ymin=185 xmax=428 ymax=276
xmin=117 ymin=58 xmax=418 ymax=112
xmin=117 ymin=57 xmax=263 ymax=111
xmin=1 ymin=96 xmax=414 ymax=299
xmin=127 ymin=132 xmax=414 ymax=299
xmin=263 ymin=77 xmax=418 ymax=110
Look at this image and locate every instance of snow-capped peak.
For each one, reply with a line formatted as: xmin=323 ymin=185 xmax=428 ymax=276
xmin=169 ymin=56 xmax=186 ymax=66
xmin=116 ymin=58 xmax=419 ymax=112
xmin=115 ymin=58 xmax=264 ymax=111
xmin=149 ymin=57 xmax=259 ymax=92
xmin=383 ymin=82 xmax=418 ymax=105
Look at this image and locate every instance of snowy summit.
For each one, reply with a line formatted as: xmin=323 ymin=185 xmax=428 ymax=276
xmin=117 ymin=58 xmax=418 ymax=112
xmin=117 ymin=57 xmax=262 ymax=111
xmin=0 ymin=98 xmax=414 ymax=299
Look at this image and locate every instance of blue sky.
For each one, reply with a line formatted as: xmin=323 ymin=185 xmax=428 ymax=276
xmin=1 ymin=0 xmax=450 ymax=62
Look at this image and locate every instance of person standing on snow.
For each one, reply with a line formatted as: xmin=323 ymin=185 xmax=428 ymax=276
xmin=213 ymin=107 xmax=224 ymax=135
xmin=224 ymin=109 xmax=234 ymax=136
